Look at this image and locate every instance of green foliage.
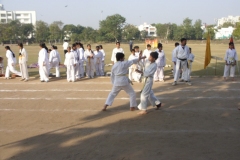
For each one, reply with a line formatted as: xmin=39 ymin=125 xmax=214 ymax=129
xmin=35 ymin=20 xmax=49 ymax=42
xmin=203 ymin=26 xmax=216 ymax=40
xmin=221 ymin=22 xmax=235 ymax=28
xmin=49 ymin=21 xmax=63 ymax=41
xmin=233 ymin=22 xmax=240 ymax=39
xmin=122 ymin=24 xmax=140 ymax=40
xmin=99 ymin=14 xmax=126 ymax=42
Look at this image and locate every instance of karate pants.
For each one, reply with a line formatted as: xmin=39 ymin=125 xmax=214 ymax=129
xmin=5 ymin=64 xmax=22 ymax=78
xmin=39 ymin=65 xmax=49 ymax=81
xmin=95 ymin=62 xmax=103 ymax=76
xmin=174 ymin=59 xmax=189 ymax=81
xmin=154 ymin=66 xmax=164 ymax=81
xmin=66 ymin=65 xmax=75 ymax=81
xmin=50 ymin=61 xmax=60 ymax=77
xmin=138 ymin=77 xmax=160 ymax=111
xmin=102 ymin=61 xmax=105 ymax=75
xmin=19 ymin=62 xmax=29 ymax=80
xmin=188 ymin=62 xmax=192 ymax=79
xmin=105 ymin=84 xmax=137 ymax=107
xmin=75 ymin=63 xmax=80 ymax=79
xmin=224 ymin=65 xmax=236 ymax=77
xmin=79 ymin=62 xmax=85 ymax=77
xmin=86 ymin=62 xmax=95 ymax=78
xmin=128 ymin=68 xmax=135 ymax=80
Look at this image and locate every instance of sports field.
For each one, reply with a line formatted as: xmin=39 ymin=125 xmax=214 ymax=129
xmin=0 ymin=42 xmax=239 ymax=77
xmin=0 ymin=77 xmax=239 ymax=160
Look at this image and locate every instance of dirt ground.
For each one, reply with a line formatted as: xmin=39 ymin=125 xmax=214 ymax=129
xmin=0 ymin=77 xmax=240 ymax=160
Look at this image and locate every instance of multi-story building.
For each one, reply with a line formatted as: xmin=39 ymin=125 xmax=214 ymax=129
xmin=215 ymin=26 xmax=235 ymax=39
xmin=138 ymin=22 xmax=157 ymax=37
xmin=0 ymin=4 xmax=36 ymax=25
xmin=217 ymin=15 xmax=240 ymax=27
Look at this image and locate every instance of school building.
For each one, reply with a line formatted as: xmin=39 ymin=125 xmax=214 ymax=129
xmin=0 ymin=4 xmax=36 ymax=25
xmin=138 ymin=22 xmax=157 ymax=37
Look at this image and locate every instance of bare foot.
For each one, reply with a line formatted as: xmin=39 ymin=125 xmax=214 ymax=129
xmin=156 ymin=103 xmax=162 ymax=110
xmin=130 ymin=107 xmax=136 ymax=111
xmin=102 ymin=104 xmax=108 ymax=111
xmin=137 ymin=111 xmax=147 ymax=115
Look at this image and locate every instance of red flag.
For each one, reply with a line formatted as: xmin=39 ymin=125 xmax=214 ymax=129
xmin=230 ymin=36 xmax=235 ymax=49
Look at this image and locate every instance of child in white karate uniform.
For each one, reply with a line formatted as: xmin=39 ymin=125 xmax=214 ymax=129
xmin=128 ymin=49 xmax=138 ymax=81
xmin=111 ymin=42 xmax=124 ymax=64
xmin=64 ymin=47 xmax=77 ymax=82
xmin=49 ymin=45 xmax=61 ymax=78
xmin=99 ymin=45 xmax=105 ymax=75
xmin=223 ymin=42 xmax=238 ymax=81
xmin=137 ymin=51 xmax=161 ymax=115
xmin=154 ymin=43 xmax=166 ymax=82
xmin=187 ymin=48 xmax=195 ymax=81
xmin=94 ymin=46 xmax=104 ymax=76
xmin=38 ymin=43 xmax=49 ymax=82
xmin=103 ymin=52 xmax=145 ymax=111
xmin=18 ymin=43 xmax=29 ymax=81
xmin=84 ymin=44 xmax=95 ymax=78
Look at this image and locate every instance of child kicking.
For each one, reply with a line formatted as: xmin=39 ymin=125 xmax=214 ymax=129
xmin=137 ymin=52 xmax=161 ymax=115
xmin=103 ymin=52 xmax=145 ymax=111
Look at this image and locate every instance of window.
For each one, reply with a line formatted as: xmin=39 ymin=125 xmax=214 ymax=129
xmin=150 ymin=32 xmax=155 ymax=35
xmin=24 ymin=14 xmax=29 ymax=16
xmin=16 ymin=14 xmax=21 ymax=17
xmin=24 ymin=19 xmax=29 ymax=22
xmin=7 ymin=14 xmax=11 ymax=16
xmin=1 ymin=14 xmax=6 ymax=17
xmin=1 ymin=19 xmax=6 ymax=23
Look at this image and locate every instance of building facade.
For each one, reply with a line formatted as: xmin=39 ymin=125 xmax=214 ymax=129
xmin=217 ymin=15 xmax=240 ymax=27
xmin=0 ymin=4 xmax=36 ymax=25
xmin=138 ymin=22 xmax=157 ymax=37
xmin=215 ymin=26 xmax=235 ymax=39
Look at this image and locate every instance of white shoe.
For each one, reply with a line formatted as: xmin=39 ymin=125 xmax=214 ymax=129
xmin=172 ymin=81 xmax=177 ymax=86
xmin=186 ymin=82 xmax=192 ymax=86
xmin=20 ymin=78 xmax=25 ymax=81
xmin=45 ymin=80 xmax=49 ymax=83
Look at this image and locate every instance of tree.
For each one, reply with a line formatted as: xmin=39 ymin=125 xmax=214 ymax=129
xmin=155 ymin=23 xmax=168 ymax=39
xmin=49 ymin=22 xmax=62 ymax=41
xmin=182 ymin=18 xmax=195 ymax=39
xmin=194 ymin=19 xmax=203 ymax=40
xmin=221 ymin=22 xmax=235 ymax=28
xmin=203 ymin=25 xmax=216 ymax=40
xmin=99 ymin=14 xmax=126 ymax=42
xmin=19 ymin=24 xmax=34 ymax=41
xmin=168 ymin=23 xmax=178 ymax=40
xmin=122 ymin=24 xmax=140 ymax=40
xmin=35 ymin=20 xmax=49 ymax=42
xmin=140 ymin=30 xmax=148 ymax=39
xmin=233 ymin=22 xmax=240 ymax=39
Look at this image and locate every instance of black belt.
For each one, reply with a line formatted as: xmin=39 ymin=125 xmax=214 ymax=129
xmin=177 ymin=58 xmax=187 ymax=61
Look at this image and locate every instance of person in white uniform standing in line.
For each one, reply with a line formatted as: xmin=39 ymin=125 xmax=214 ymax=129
xmin=78 ymin=43 xmax=85 ymax=78
xmin=49 ymin=45 xmax=61 ymax=78
xmin=84 ymin=44 xmax=95 ymax=78
xmin=5 ymin=46 xmax=22 ymax=79
xmin=38 ymin=43 xmax=49 ymax=82
xmin=128 ymin=49 xmax=138 ymax=81
xmin=111 ymin=42 xmax=124 ymax=64
xmin=102 ymin=52 xmax=145 ymax=111
xmin=143 ymin=44 xmax=152 ymax=61
xmin=99 ymin=45 xmax=105 ymax=75
xmin=94 ymin=46 xmax=104 ymax=76
xmin=172 ymin=38 xmax=191 ymax=86
xmin=187 ymin=47 xmax=195 ymax=81
xmin=64 ymin=46 xmax=77 ymax=82
xmin=154 ymin=43 xmax=166 ymax=82
xmin=63 ymin=40 xmax=69 ymax=55
xmin=18 ymin=43 xmax=29 ymax=82
xmin=172 ymin=42 xmax=179 ymax=78
xmin=223 ymin=42 xmax=238 ymax=81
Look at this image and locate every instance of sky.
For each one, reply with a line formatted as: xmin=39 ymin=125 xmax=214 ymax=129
xmin=0 ymin=0 xmax=239 ymax=29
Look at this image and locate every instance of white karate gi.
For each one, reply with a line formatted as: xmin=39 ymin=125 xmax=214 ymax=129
xmin=143 ymin=49 xmax=152 ymax=60
xmin=223 ymin=49 xmax=238 ymax=78
xmin=94 ymin=50 xmax=104 ymax=76
xmin=78 ymin=48 xmax=85 ymax=77
xmin=49 ymin=50 xmax=61 ymax=77
xmin=187 ymin=53 xmax=195 ymax=78
xmin=64 ymin=51 xmax=77 ymax=82
xmin=71 ymin=49 xmax=80 ymax=79
xmin=100 ymin=49 xmax=106 ymax=74
xmin=19 ymin=48 xmax=29 ymax=80
xmin=105 ymin=58 xmax=139 ymax=108
xmin=38 ymin=48 xmax=49 ymax=82
xmin=84 ymin=49 xmax=95 ymax=78
xmin=5 ymin=50 xmax=21 ymax=78
xmin=111 ymin=48 xmax=124 ymax=63
xmin=154 ymin=50 xmax=166 ymax=81
xmin=128 ymin=54 xmax=138 ymax=81
xmin=173 ymin=45 xmax=190 ymax=82
xmin=138 ymin=61 xmax=161 ymax=111
xmin=172 ymin=47 xmax=178 ymax=78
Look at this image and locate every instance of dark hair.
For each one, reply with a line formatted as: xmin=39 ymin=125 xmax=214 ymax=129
xmin=229 ymin=42 xmax=234 ymax=45
xmin=39 ymin=42 xmax=45 ymax=48
xmin=5 ymin=46 xmax=15 ymax=58
xmin=116 ymin=52 xmax=124 ymax=61
xmin=150 ymin=52 xmax=158 ymax=60
xmin=52 ymin=45 xmax=58 ymax=49
xmin=79 ymin=43 xmax=85 ymax=50
xmin=158 ymin=43 xmax=162 ymax=48
xmin=175 ymin=42 xmax=179 ymax=47
xmin=96 ymin=46 xmax=100 ymax=49
xmin=99 ymin=45 xmax=103 ymax=49
xmin=147 ymin=44 xmax=151 ymax=48
xmin=181 ymin=38 xmax=187 ymax=42
xmin=18 ymin=43 xmax=23 ymax=48
xmin=134 ymin=46 xmax=139 ymax=49
xmin=131 ymin=49 xmax=135 ymax=52
xmin=116 ymin=42 xmax=120 ymax=45
xmin=72 ymin=43 xmax=76 ymax=47
xmin=189 ymin=47 xmax=192 ymax=50
xmin=87 ymin=44 xmax=91 ymax=47
xmin=48 ymin=49 xmax=52 ymax=53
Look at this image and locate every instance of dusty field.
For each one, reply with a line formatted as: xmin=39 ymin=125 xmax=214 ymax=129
xmin=0 ymin=42 xmax=239 ymax=77
xmin=0 ymin=77 xmax=240 ymax=160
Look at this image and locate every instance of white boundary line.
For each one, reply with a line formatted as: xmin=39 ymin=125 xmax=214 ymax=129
xmin=0 ymin=96 xmax=239 ymax=100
